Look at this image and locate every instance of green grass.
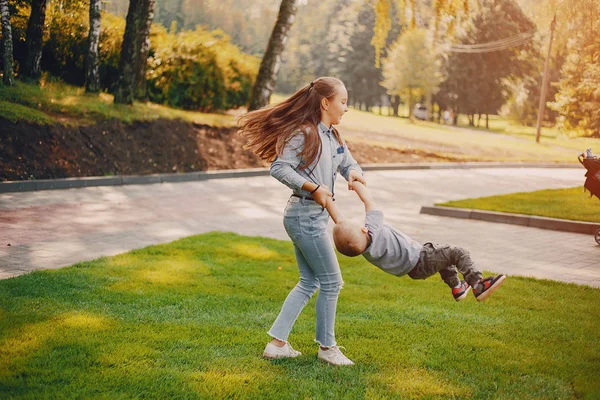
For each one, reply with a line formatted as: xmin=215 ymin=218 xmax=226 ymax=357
xmin=0 ymin=80 xmax=235 ymax=126
xmin=1 ymin=232 xmax=599 ymax=399
xmin=437 ymin=187 xmax=600 ymax=223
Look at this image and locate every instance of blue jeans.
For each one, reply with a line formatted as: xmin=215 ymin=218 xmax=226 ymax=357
xmin=268 ymin=197 xmax=343 ymax=347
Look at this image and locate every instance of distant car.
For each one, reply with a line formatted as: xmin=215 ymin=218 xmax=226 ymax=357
xmin=413 ymin=104 xmax=428 ymax=120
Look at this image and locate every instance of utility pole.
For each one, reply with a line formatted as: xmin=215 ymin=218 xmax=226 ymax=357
xmin=535 ymin=13 xmax=557 ymax=144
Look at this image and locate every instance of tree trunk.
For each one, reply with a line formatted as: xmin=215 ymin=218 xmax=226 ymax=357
xmin=115 ymin=0 xmax=154 ymax=104
xmin=477 ymin=113 xmax=481 ymax=127
xmin=85 ymin=0 xmax=101 ymax=93
xmin=408 ymin=88 xmax=413 ymax=118
xmin=391 ymin=95 xmax=399 ymax=116
xmin=0 ymin=0 xmax=14 ymax=85
xmin=248 ymin=0 xmax=297 ymax=111
xmin=22 ymin=0 xmax=47 ymax=81
xmin=114 ymin=0 xmax=139 ymax=104
xmin=486 ymin=113 xmax=489 ymax=129
xmin=428 ymin=94 xmax=434 ymax=121
xmin=135 ymin=0 xmax=155 ymax=100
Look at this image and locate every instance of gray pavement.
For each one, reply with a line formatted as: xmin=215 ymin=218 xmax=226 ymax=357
xmin=1 ymin=167 xmax=599 ymax=287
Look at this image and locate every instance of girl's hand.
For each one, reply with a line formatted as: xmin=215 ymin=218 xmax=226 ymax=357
xmin=348 ymin=169 xmax=366 ymax=190
xmin=313 ymin=185 xmax=333 ymax=207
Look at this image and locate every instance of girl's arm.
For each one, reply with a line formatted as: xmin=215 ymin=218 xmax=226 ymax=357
xmin=338 ymin=141 xmax=363 ymax=182
xmin=269 ymin=133 xmax=308 ymax=191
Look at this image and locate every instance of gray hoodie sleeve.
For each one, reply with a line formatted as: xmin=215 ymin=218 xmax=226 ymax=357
xmin=338 ymin=141 xmax=363 ymax=181
xmin=269 ymin=132 xmax=308 ymax=191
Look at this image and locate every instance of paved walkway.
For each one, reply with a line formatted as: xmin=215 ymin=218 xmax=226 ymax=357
xmin=1 ymin=167 xmax=599 ymax=287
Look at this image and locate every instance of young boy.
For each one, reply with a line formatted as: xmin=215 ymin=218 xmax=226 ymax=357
xmin=326 ymin=182 xmax=505 ymax=302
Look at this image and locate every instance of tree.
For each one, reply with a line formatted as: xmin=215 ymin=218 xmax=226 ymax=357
xmin=439 ymin=0 xmax=536 ymax=127
xmin=85 ymin=0 xmax=101 ymax=93
xmin=342 ymin=2 xmax=400 ymax=112
xmin=135 ymin=0 xmax=155 ymax=100
xmin=154 ymin=0 xmax=184 ymax=33
xmin=550 ymin=28 xmax=600 ymax=136
xmin=248 ymin=0 xmax=297 ymax=111
xmin=381 ymin=28 xmax=441 ymax=118
xmin=549 ymin=0 xmax=600 ymax=137
xmin=0 ymin=0 xmax=14 ymax=85
xmin=22 ymin=0 xmax=47 ymax=80
xmin=114 ymin=0 xmax=155 ymax=104
xmin=372 ymin=0 xmax=471 ymax=67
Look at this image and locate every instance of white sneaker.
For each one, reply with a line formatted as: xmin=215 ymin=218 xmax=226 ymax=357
xmin=318 ymin=346 xmax=354 ymax=366
xmin=263 ymin=342 xmax=301 ymax=359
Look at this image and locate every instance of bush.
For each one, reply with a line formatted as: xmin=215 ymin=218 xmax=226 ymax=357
xmin=3 ymin=1 xmax=258 ymax=112
xmin=147 ymin=26 xmax=258 ymax=111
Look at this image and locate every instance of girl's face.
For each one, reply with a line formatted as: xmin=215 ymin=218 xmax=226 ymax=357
xmin=321 ymin=85 xmax=349 ymax=125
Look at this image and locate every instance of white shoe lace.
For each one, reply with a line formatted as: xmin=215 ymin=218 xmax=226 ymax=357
xmin=282 ymin=343 xmax=299 ymax=356
xmin=327 ymin=346 xmax=352 ymax=364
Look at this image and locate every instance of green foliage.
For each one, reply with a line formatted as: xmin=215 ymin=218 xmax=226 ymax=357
xmin=437 ymin=186 xmax=600 ymax=223
xmin=1 ymin=232 xmax=599 ymax=398
xmin=147 ymin=26 xmax=258 ymax=111
xmin=342 ymin=2 xmax=399 ymax=110
xmin=439 ymin=0 xmax=537 ymax=122
xmin=42 ymin=0 xmax=90 ymax=85
xmin=3 ymin=1 xmax=258 ymax=112
xmin=382 ymin=28 xmax=442 ymax=108
xmin=505 ymin=51 xmax=562 ymax=127
xmin=549 ymin=0 xmax=600 ymax=138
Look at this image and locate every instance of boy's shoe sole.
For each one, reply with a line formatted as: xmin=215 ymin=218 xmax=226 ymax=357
xmin=454 ymin=285 xmax=471 ymax=301
xmin=475 ymin=275 xmax=506 ymax=302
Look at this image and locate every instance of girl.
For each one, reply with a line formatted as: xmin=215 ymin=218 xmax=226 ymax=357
xmin=239 ymin=77 xmax=365 ymax=366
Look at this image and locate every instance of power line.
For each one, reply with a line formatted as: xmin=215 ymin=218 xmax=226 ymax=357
xmin=450 ymin=29 xmax=536 ymax=49
xmin=442 ymin=29 xmax=537 ymax=53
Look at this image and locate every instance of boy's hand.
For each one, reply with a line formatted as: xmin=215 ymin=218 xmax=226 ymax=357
xmin=350 ymin=181 xmax=376 ymax=212
xmin=348 ymin=169 xmax=366 ymax=190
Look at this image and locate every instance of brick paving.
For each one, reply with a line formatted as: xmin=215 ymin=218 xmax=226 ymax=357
xmin=1 ymin=167 xmax=598 ymax=287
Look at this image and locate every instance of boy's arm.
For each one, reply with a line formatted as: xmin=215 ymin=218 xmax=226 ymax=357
xmin=325 ymin=197 xmax=345 ymax=224
xmin=351 ymin=181 xmax=377 ymax=212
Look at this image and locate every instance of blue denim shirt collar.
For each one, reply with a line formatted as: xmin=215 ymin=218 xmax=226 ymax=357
xmin=318 ymin=121 xmax=332 ymax=136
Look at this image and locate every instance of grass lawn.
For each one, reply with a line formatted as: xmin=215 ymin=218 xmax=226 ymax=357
xmin=437 ymin=187 xmax=600 ymax=223
xmin=337 ymin=109 xmax=599 ymax=163
xmin=0 ymin=80 xmax=235 ymax=126
xmin=1 ymin=232 xmax=599 ymax=399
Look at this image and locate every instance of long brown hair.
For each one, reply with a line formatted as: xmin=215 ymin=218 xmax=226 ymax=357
xmin=238 ymin=77 xmax=344 ymax=170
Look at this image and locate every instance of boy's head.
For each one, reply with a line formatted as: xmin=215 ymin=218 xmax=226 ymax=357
xmin=332 ymin=219 xmax=370 ymax=257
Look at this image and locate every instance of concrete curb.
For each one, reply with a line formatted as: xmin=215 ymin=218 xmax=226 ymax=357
xmin=420 ymin=205 xmax=600 ymax=235
xmin=0 ymin=162 xmax=581 ymax=193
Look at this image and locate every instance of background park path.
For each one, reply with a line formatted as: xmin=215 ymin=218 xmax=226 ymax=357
xmin=1 ymin=167 xmax=598 ymax=287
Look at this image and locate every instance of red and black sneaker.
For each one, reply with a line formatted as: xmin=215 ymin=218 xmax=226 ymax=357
xmin=451 ymin=281 xmax=471 ymax=302
xmin=473 ymin=275 xmax=506 ymax=302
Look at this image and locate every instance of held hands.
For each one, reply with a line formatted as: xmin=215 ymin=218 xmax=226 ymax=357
xmin=349 ymin=180 xmax=376 ymax=211
xmin=348 ymin=169 xmax=366 ymax=190
xmin=313 ymin=185 xmax=333 ymax=207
